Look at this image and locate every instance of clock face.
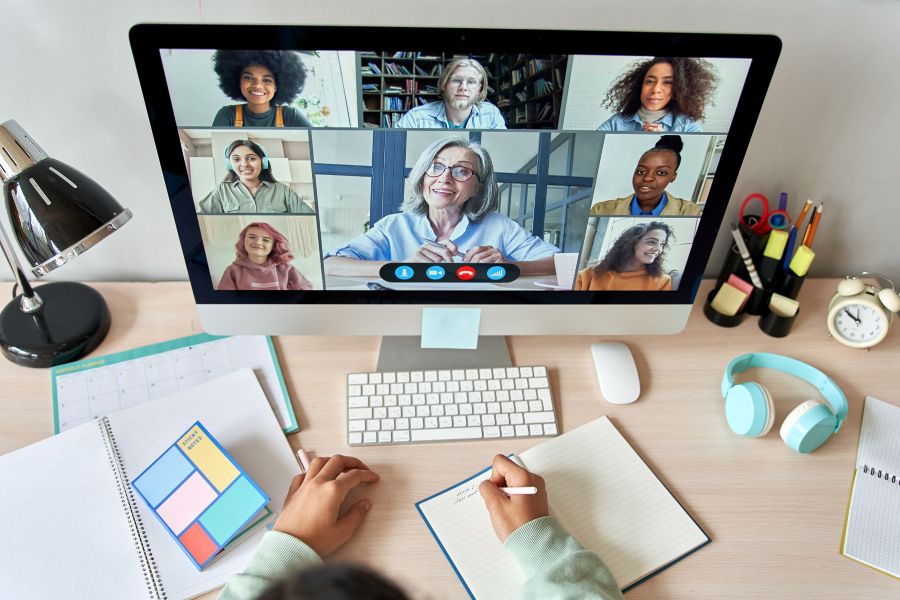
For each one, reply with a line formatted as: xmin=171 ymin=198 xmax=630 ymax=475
xmin=831 ymin=302 xmax=886 ymax=345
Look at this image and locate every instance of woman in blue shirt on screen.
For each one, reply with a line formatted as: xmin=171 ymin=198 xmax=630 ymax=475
xmin=324 ymin=137 xmax=558 ymax=277
xmin=598 ymin=57 xmax=718 ymax=133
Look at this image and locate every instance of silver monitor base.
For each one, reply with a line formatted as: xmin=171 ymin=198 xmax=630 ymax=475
xmin=376 ymin=336 xmax=512 ymax=372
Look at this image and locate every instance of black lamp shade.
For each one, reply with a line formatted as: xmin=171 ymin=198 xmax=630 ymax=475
xmin=4 ymin=157 xmax=131 ymax=277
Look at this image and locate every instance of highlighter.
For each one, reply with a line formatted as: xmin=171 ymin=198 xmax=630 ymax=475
xmin=788 ymin=245 xmax=815 ymax=277
xmin=758 ymin=230 xmax=789 ymax=286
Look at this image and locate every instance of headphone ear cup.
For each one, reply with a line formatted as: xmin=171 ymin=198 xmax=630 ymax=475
xmin=725 ymin=382 xmax=774 ymax=437
xmin=878 ymin=288 xmax=900 ymax=313
xmin=780 ymin=399 xmax=838 ymax=454
xmin=837 ymin=278 xmax=865 ymax=297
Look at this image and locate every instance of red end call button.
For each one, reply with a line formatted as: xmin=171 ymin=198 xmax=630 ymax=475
xmin=456 ymin=266 xmax=476 ymax=281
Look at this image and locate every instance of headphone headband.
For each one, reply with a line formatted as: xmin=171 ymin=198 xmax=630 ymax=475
xmin=721 ymin=353 xmax=848 ymax=431
xmin=224 ymin=140 xmax=269 ymax=171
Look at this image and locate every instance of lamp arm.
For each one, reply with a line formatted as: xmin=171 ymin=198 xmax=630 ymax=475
xmin=0 ymin=221 xmax=42 ymax=313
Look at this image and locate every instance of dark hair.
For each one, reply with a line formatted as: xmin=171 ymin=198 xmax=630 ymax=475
xmin=643 ymin=135 xmax=683 ymax=169
xmin=213 ymin=50 xmax=307 ymax=104
xmin=603 ymin=57 xmax=718 ymax=122
xmin=593 ymin=221 xmax=674 ymax=277
xmin=223 ymin=139 xmax=277 ymax=184
xmin=256 ymin=563 xmax=410 ymax=600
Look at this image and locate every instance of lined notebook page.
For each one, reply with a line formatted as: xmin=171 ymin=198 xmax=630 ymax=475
xmin=843 ymin=396 xmax=900 ymax=578
xmin=416 ymin=417 xmax=708 ymax=599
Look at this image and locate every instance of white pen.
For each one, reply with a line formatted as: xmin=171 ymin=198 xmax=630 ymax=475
xmin=500 ymin=486 xmax=538 ymax=495
xmin=296 ymin=448 xmax=311 ymax=473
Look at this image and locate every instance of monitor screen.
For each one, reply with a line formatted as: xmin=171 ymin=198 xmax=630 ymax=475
xmin=130 ymin=25 xmax=779 ymax=335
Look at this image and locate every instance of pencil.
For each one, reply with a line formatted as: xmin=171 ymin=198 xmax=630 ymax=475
xmin=730 ymin=224 xmax=764 ymax=289
xmin=803 ymin=203 xmax=823 ymax=248
xmin=794 ymin=198 xmax=813 ymax=227
xmin=500 ymin=486 xmax=538 ymax=495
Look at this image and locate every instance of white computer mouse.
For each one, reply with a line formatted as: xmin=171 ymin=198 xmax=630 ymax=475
xmin=591 ymin=342 xmax=640 ymax=404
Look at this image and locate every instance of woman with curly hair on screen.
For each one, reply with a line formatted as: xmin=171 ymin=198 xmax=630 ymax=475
xmin=218 ymin=222 xmax=314 ymax=290
xmin=211 ymin=50 xmax=312 ymax=127
xmin=575 ymin=221 xmax=675 ymax=291
xmin=598 ymin=57 xmax=718 ymax=132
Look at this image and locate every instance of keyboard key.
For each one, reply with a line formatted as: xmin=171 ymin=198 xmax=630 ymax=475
xmin=369 ymin=372 xmax=382 ymax=384
xmin=479 ymin=368 xmax=493 ymax=379
xmin=397 ymin=372 xmax=410 ymax=383
xmin=520 ymin=367 xmax=534 ymax=378
xmin=378 ymin=431 xmax=392 ymax=443
xmin=393 ymin=430 xmax=411 ymax=442
xmin=484 ymin=426 xmax=501 ymax=438
xmin=411 ymin=427 xmax=482 ymax=442
xmin=349 ymin=408 xmax=372 ymax=420
xmin=411 ymin=371 xmax=424 ymax=382
xmin=544 ymin=423 xmax=558 ymax=436
xmin=465 ymin=369 xmax=478 ymax=379
xmin=524 ymin=411 xmax=555 ymax=424
xmin=452 ymin=369 xmax=465 ymax=380
xmin=348 ymin=385 xmax=362 ymax=396
xmin=534 ymin=366 xmax=547 ymax=377
xmin=349 ymin=432 xmax=362 ymax=445
xmin=349 ymin=396 xmax=368 ymax=408
xmin=383 ymin=372 xmax=396 ymax=383
xmin=424 ymin=371 xmax=437 ymax=382
xmin=529 ymin=424 xmax=544 ymax=436
xmin=363 ymin=432 xmax=377 ymax=444
xmin=348 ymin=373 xmax=368 ymax=385
xmin=349 ymin=420 xmax=366 ymax=432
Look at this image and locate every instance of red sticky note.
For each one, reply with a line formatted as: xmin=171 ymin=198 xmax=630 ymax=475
xmin=179 ymin=522 xmax=219 ymax=565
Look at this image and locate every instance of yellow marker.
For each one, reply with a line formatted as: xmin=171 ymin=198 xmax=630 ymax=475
xmin=788 ymin=245 xmax=815 ymax=277
xmin=711 ymin=282 xmax=748 ymax=317
xmin=768 ymin=293 xmax=800 ymax=318
xmin=179 ymin=424 xmax=239 ymax=492
xmin=763 ymin=230 xmax=789 ymax=260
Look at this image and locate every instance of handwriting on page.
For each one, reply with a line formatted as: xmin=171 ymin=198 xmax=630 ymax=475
xmin=452 ymin=481 xmax=480 ymax=505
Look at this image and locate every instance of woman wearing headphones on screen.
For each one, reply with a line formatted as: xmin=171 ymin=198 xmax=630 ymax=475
xmin=589 ymin=136 xmax=700 ymax=216
xmin=575 ymin=221 xmax=674 ymax=291
xmin=211 ymin=50 xmax=312 ymax=128
xmin=323 ymin=137 xmax=559 ymax=278
xmin=598 ymin=57 xmax=718 ymax=132
xmin=199 ymin=140 xmax=314 ymax=214
xmin=218 ymin=222 xmax=314 ymax=291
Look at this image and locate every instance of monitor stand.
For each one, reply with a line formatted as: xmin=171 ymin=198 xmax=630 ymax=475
xmin=376 ymin=336 xmax=512 ymax=372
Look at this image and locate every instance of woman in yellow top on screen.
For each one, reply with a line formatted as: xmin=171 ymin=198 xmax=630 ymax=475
xmin=598 ymin=57 xmax=718 ymax=132
xmin=589 ymin=135 xmax=700 ymax=217
xmin=211 ymin=50 xmax=312 ymax=128
xmin=575 ymin=221 xmax=674 ymax=291
xmin=199 ymin=140 xmax=314 ymax=214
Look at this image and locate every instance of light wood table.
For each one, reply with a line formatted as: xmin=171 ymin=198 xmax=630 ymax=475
xmin=1 ymin=279 xmax=897 ymax=599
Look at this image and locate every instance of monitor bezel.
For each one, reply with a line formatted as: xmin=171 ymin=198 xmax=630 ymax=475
xmin=130 ymin=24 xmax=780 ymax=308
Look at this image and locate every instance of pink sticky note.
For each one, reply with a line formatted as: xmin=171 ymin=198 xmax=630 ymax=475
xmin=157 ymin=471 xmax=218 ymax=535
xmin=727 ymin=274 xmax=753 ymax=311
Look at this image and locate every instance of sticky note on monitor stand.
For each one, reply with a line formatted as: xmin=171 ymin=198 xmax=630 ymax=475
xmin=132 ymin=422 xmax=269 ymax=569
xmin=421 ymin=308 xmax=481 ymax=349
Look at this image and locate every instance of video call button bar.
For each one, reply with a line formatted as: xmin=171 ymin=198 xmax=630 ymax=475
xmin=380 ymin=263 xmax=520 ymax=283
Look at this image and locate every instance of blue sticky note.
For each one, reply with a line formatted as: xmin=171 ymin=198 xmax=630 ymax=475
xmin=421 ymin=308 xmax=481 ymax=349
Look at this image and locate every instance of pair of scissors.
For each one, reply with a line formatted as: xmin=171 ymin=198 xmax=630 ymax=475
xmin=739 ymin=193 xmax=791 ymax=235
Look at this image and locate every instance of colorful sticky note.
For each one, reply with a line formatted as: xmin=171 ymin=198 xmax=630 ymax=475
xmin=132 ymin=422 xmax=270 ymax=570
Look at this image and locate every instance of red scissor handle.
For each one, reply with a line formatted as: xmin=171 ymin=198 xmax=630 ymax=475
xmin=740 ymin=193 xmax=771 ymax=234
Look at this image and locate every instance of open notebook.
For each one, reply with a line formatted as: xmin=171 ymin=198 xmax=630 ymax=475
xmin=416 ymin=417 xmax=709 ymax=599
xmin=841 ymin=395 xmax=900 ymax=579
xmin=0 ymin=368 xmax=297 ymax=599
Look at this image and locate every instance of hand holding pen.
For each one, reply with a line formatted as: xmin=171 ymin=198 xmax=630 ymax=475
xmin=479 ymin=454 xmax=549 ymax=542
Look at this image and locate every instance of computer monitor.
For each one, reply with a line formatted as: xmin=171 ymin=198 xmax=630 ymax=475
xmin=130 ymin=25 xmax=780 ymax=337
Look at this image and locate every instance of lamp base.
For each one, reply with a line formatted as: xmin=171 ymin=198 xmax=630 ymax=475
xmin=0 ymin=282 xmax=111 ymax=368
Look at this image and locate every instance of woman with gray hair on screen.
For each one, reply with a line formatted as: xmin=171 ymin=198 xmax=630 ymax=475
xmin=324 ymin=136 xmax=558 ymax=277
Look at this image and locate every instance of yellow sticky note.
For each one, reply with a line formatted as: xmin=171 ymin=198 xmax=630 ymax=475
xmin=179 ymin=424 xmax=239 ymax=492
xmin=711 ymin=283 xmax=748 ymax=317
xmin=789 ymin=245 xmax=815 ymax=277
xmin=769 ymin=293 xmax=799 ymax=318
xmin=763 ymin=230 xmax=789 ymax=259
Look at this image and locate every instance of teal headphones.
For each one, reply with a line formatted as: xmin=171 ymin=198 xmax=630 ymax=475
xmin=721 ymin=353 xmax=848 ymax=454
xmin=224 ymin=141 xmax=269 ymax=171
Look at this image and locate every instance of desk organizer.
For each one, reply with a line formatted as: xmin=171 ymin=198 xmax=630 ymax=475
xmin=705 ymin=222 xmax=802 ymax=337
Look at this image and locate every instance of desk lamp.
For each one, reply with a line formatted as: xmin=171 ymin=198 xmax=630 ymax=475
xmin=0 ymin=120 xmax=132 ymax=367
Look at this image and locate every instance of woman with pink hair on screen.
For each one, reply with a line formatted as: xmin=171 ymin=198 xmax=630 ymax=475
xmin=218 ymin=222 xmax=313 ymax=290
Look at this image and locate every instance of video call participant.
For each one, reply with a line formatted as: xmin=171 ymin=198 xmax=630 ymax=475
xmin=598 ymin=57 xmax=718 ymax=132
xmin=211 ymin=50 xmax=312 ymax=128
xmin=324 ymin=137 xmax=558 ymax=278
xmin=589 ymin=135 xmax=699 ymax=216
xmin=217 ymin=222 xmax=314 ymax=291
xmin=218 ymin=454 xmax=624 ymax=600
xmin=395 ymin=58 xmax=506 ymax=129
xmin=200 ymin=140 xmax=314 ymax=214
xmin=575 ymin=221 xmax=674 ymax=291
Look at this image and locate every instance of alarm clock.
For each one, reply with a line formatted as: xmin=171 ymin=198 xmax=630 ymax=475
xmin=827 ymin=273 xmax=900 ymax=348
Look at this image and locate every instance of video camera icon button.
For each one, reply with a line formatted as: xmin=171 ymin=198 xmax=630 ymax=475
xmin=425 ymin=266 xmax=446 ymax=280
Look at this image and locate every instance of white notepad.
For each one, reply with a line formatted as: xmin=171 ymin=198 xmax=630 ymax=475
xmin=416 ymin=417 xmax=709 ymax=599
xmin=0 ymin=369 xmax=297 ymax=599
xmin=842 ymin=396 xmax=900 ymax=579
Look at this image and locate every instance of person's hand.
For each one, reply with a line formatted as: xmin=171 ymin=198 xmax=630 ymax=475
xmin=478 ymin=454 xmax=549 ymax=542
xmin=642 ymin=122 xmax=664 ymax=132
xmin=463 ymin=245 xmax=506 ymax=263
xmin=405 ymin=239 xmax=459 ymax=263
xmin=273 ymin=454 xmax=379 ymax=556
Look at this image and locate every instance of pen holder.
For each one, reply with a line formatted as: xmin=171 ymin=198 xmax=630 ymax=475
xmin=715 ymin=223 xmax=766 ymax=288
xmin=776 ymin=271 xmax=806 ymax=300
xmin=759 ymin=307 xmax=799 ymax=338
xmin=703 ymin=289 xmax=746 ymax=328
xmin=743 ymin=285 xmax=771 ymax=316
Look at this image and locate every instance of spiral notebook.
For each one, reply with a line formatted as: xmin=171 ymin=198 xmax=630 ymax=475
xmin=416 ymin=417 xmax=710 ymax=599
xmin=841 ymin=396 xmax=900 ymax=579
xmin=0 ymin=369 xmax=297 ymax=600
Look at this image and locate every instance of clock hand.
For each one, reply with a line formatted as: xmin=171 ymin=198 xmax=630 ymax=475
xmin=842 ymin=308 xmax=860 ymax=325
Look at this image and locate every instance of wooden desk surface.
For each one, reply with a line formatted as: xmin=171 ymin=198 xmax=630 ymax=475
xmin=1 ymin=279 xmax=897 ymax=599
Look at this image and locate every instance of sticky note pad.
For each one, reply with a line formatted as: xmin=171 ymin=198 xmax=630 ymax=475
xmin=132 ymin=421 xmax=270 ymax=570
xmin=763 ymin=230 xmax=789 ymax=259
xmin=710 ymin=283 xmax=748 ymax=317
xmin=421 ymin=307 xmax=481 ymax=349
xmin=769 ymin=293 xmax=800 ymax=318
xmin=789 ymin=245 xmax=816 ymax=277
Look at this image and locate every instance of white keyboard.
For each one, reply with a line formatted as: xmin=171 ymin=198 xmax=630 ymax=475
xmin=346 ymin=366 xmax=558 ymax=446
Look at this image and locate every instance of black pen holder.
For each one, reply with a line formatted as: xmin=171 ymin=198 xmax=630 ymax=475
xmin=776 ymin=270 xmax=806 ymax=300
xmin=715 ymin=223 xmax=766 ymax=288
xmin=703 ymin=289 xmax=746 ymax=328
xmin=743 ymin=285 xmax=771 ymax=316
xmin=759 ymin=307 xmax=799 ymax=338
